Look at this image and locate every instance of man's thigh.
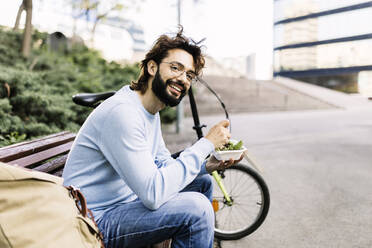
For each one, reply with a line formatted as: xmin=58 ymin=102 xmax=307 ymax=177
xmin=97 ymin=191 xmax=213 ymax=248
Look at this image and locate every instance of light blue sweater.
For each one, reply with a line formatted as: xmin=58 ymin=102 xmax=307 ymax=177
xmin=62 ymin=86 xmax=214 ymax=220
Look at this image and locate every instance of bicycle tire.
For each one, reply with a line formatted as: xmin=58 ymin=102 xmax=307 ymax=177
xmin=212 ymin=163 xmax=270 ymax=240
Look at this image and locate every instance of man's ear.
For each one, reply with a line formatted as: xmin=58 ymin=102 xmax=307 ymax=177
xmin=147 ymin=60 xmax=158 ymax=76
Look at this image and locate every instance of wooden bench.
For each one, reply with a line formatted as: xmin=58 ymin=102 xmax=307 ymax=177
xmin=0 ymin=131 xmax=75 ymax=175
xmin=0 ymin=131 xmax=170 ymax=248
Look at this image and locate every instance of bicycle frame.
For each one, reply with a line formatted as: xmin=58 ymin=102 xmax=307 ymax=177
xmin=187 ymin=85 xmax=270 ymax=239
xmin=187 ymin=87 xmax=233 ymax=206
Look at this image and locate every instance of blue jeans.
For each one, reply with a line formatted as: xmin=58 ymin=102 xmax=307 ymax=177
xmin=97 ymin=174 xmax=214 ymax=248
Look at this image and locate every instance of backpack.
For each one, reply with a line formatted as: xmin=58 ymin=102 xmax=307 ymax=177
xmin=0 ymin=162 xmax=104 ymax=248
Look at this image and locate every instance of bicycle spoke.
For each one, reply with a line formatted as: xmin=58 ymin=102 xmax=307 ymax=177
xmin=227 ymin=171 xmax=242 ymax=196
xmin=236 ymin=184 xmax=261 ymax=200
xmin=233 ymin=199 xmax=262 ymax=206
xmin=221 ymin=207 xmax=231 ymax=230
xmin=232 ymin=205 xmax=252 ymax=230
xmin=229 ymin=170 xmax=257 ymax=197
xmin=223 ymin=206 xmax=234 ymax=231
xmin=229 ymin=208 xmax=241 ymax=231
xmin=233 ymin=178 xmax=257 ymax=197
xmin=233 ymin=205 xmax=260 ymax=218
xmin=217 ymin=204 xmax=250 ymax=232
xmin=236 ymin=204 xmax=251 ymax=224
xmin=228 ymin=206 xmax=237 ymax=231
xmin=232 ymin=192 xmax=262 ymax=200
xmin=232 ymin=186 xmax=262 ymax=198
xmin=233 ymin=169 xmax=249 ymax=192
xmin=229 ymin=170 xmax=241 ymax=195
xmin=231 ymin=206 xmax=249 ymax=227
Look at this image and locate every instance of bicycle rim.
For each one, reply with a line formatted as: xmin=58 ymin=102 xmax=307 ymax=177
xmin=212 ymin=164 xmax=270 ymax=240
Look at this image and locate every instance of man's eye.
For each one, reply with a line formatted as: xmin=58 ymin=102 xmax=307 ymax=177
xmin=171 ymin=65 xmax=180 ymax=71
xmin=187 ymin=73 xmax=196 ymax=81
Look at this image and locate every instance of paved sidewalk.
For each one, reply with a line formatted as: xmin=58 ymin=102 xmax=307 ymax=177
xmin=162 ymin=78 xmax=372 ymax=248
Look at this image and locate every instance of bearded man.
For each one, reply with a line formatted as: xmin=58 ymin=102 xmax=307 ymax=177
xmin=63 ymin=28 xmax=240 ymax=248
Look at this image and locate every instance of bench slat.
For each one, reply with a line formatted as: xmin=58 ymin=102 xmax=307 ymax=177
xmin=33 ymin=154 xmax=69 ymax=173
xmin=7 ymin=141 xmax=74 ymax=168
xmin=0 ymin=131 xmax=70 ymax=150
xmin=0 ymin=132 xmax=75 ymax=162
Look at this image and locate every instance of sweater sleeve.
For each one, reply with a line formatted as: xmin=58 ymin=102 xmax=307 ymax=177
xmin=99 ymin=105 xmax=213 ymax=210
xmin=154 ymin=132 xmax=210 ymax=175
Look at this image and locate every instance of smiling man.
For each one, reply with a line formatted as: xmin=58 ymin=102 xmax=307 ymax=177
xmin=63 ymin=28 xmax=240 ymax=248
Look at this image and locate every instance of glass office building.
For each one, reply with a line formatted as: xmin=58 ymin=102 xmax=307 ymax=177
xmin=273 ymin=0 xmax=372 ymax=96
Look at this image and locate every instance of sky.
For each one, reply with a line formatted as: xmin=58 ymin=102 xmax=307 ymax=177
xmin=135 ymin=0 xmax=274 ymax=79
xmin=142 ymin=0 xmax=273 ymax=56
xmin=0 ymin=0 xmax=273 ymax=79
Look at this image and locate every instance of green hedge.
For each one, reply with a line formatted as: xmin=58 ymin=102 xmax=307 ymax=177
xmin=0 ymin=28 xmax=176 ymax=147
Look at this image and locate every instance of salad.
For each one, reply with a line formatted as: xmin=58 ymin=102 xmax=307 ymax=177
xmin=216 ymin=140 xmax=244 ymax=151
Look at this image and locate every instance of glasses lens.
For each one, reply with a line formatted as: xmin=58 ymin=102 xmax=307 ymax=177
xmin=188 ymin=71 xmax=197 ymax=80
xmin=167 ymin=62 xmax=197 ymax=84
xmin=191 ymin=76 xmax=198 ymax=85
xmin=170 ymin=64 xmax=181 ymax=72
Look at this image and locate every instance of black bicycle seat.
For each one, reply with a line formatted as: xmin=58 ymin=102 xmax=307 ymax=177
xmin=72 ymin=91 xmax=116 ymax=108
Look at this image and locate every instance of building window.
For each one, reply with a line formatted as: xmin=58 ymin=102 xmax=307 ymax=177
xmin=274 ymin=39 xmax=372 ymax=72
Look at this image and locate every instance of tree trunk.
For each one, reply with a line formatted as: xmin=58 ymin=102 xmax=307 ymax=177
xmin=90 ymin=20 xmax=98 ymax=46
xmin=14 ymin=0 xmax=25 ymax=31
xmin=22 ymin=0 xmax=33 ymax=58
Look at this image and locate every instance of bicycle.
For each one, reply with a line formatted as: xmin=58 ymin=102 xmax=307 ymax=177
xmin=72 ymin=77 xmax=270 ymax=241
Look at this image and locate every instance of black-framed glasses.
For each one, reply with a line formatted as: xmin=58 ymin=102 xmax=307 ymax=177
xmin=161 ymin=61 xmax=198 ymax=84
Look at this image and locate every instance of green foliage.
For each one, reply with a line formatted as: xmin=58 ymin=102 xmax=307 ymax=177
xmin=0 ymin=29 xmax=24 ymax=66
xmin=0 ymin=98 xmax=25 ymax=134
xmin=0 ymin=27 xmax=145 ymax=147
xmin=0 ymin=132 xmax=27 ymax=146
xmin=160 ymin=106 xmax=177 ymax=124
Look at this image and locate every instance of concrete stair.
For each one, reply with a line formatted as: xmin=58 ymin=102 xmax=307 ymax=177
xmin=182 ymin=75 xmax=336 ymax=116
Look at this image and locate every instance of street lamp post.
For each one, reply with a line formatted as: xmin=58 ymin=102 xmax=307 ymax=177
xmin=176 ymin=0 xmax=183 ymax=133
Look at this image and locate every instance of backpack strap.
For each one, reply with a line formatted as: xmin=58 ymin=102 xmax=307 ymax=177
xmin=66 ymin=186 xmax=88 ymax=217
xmin=66 ymin=186 xmax=105 ymax=248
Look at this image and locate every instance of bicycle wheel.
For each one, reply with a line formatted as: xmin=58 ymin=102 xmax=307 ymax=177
xmin=212 ymin=163 xmax=270 ymax=240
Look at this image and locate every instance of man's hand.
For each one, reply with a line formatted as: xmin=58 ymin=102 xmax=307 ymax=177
xmin=205 ymin=120 xmax=231 ymax=149
xmin=205 ymin=154 xmax=243 ymax=174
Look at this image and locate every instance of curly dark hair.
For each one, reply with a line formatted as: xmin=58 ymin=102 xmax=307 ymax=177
xmin=131 ymin=26 xmax=205 ymax=94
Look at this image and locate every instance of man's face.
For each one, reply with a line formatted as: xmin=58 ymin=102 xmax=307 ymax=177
xmin=151 ymin=69 xmax=187 ymax=107
xmin=151 ymin=49 xmax=196 ymax=107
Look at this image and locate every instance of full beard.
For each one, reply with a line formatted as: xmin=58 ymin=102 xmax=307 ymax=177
xmin=151 ymin=71 xmax=187 ymax=107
